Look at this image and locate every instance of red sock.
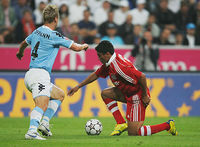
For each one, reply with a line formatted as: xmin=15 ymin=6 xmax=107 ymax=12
xmin=103 ymin=98 xmax=126 ymax=124
xmin=138 ymin=123 xmax=170 ymax=136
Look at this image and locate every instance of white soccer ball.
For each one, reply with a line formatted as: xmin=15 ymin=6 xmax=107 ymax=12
xmin=85 ymin=119 xmax=103 ymax=135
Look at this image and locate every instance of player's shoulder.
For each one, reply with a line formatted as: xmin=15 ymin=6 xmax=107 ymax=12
xmin=114 ymin=53 xmax=132 ymax=67
xmin=51 ymin=30 xmax=65 ymax=39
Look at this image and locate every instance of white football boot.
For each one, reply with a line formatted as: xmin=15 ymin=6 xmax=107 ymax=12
xmin=25 ymin=131 xmax=46 ymax=140
xmin=38 ymin=122 xmax=52 ymax=136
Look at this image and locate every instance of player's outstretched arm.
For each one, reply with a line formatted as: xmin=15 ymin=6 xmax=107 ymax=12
xmin=16 ymin=40 xmax=28 ymax=60
xmin=70 ymin=43 xmax=89 ymax=52
xmin=138 ymin=73 xmax=151 ymax=107
xmin=67 ymin=72 xmax=98 ymax=96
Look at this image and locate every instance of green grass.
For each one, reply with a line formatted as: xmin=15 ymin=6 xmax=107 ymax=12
xmin=0 ymin=117 xmax=199 ymax=147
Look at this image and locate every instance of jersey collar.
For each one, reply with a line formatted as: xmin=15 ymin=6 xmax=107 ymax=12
xmin=42 ymin=25 xmax=53 ymax=31
xmin=106 ymin=52 xmax=116 ymax=67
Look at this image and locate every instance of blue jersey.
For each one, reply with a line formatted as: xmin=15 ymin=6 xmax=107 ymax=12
xmin=25 ymin=25 xmax=73 ymax=74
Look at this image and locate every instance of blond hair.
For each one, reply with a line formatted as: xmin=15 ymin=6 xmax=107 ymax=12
xmin=42 ymin=5 xmax=59 ymax=23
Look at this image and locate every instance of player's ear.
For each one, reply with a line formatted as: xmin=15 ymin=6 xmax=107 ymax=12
xmin=105 ymin=52 xmax=111 ymax=56
xmin=54 ymin=17 xmax=58 ymax=23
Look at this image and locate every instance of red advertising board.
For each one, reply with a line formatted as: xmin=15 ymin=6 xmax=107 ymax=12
xmin=0 ymin=46 xmax=200 ymax=71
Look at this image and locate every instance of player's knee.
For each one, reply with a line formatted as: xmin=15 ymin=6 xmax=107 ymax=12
xmin=43 ymin=103 xmax=49 ymax=111
xmin=37 ymin=101 xmax=48 ymax=111
xmin=128 ymin=127 xmax=139 ymax=136
xmin=101 ymin=90 xmax=107 ymax=99
xmin=128 ymin=132 xmax=138 ymax=136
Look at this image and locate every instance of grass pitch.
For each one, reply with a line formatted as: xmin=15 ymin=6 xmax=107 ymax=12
xmin=0 ymin=117 xmax=199 ymax=147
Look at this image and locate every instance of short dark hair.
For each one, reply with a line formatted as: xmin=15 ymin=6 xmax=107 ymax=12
xmin=95 ymin=40 xmax=114 ymax=55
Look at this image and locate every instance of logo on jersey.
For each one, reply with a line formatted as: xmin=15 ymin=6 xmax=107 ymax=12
xmin=132 ymin=95 xmax=140 ymax=104
xmin=38 ymin=83 xmax=45 ymax=93
xmin=55 ymin=32 xmax=64 ymax=38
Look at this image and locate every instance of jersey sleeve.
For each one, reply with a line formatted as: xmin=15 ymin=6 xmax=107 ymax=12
xmin=95 ymin=64 xmax=109 ymax=78
xmin=112 ymin=60 xmax=142 ymax=84
xmin=53 ymin=32 xmax=74 ymax=48
xmin=25 ymin=33 xmax=33 ymax=45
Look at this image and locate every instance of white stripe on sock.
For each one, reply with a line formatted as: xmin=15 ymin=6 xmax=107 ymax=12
xmin=140 ymin=126 xmax=144 ymax=136
xmin=29 ymin=126 xmax=37 ymax=130
xmin=31 ymin=110 xmax=43 ymax=120
xmin=107 ymin=101 xmax=117 ymax=108
xmin=110 ymin=106 xmax=118 ymax=113
xmin=49 ymin=100 xmax=59 ymax=112
xmin=146 ymin=125 xmax=151 ymax=136
xmin=42 ymin=116 xmax=50 ymax=122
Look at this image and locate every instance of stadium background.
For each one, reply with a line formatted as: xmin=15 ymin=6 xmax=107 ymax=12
xmin=0 ymin=0 xmax=200 ymax=118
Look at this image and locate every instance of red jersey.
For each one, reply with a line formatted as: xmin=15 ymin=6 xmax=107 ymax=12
xmin=95 ymin=53 xmax=142 ymax=97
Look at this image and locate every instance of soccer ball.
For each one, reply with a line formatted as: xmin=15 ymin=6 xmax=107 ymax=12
xmin=85 ymin=119 xmax=103 ymax=135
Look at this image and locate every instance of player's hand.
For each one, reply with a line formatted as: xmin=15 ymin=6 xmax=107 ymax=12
xmin=16 ymin=51 xmax=24 ymax=60
xmin=142 ymin=96 xmax=151 ymax=108
xmin=67 ymin=86 xmax=79 ymax=96
xmin=82 ymin=43 xmax=89 ymax=51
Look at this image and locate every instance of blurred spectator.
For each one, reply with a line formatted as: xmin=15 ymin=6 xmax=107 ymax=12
xmin=98 ymin=10 xmax=117 ymax=37
xmin=33 ymin=1 xmax=46 ymax=28
xmin=69 ymin=0 xmax=87 ymax=24
xmin=175 ymin=1 xmax=193 ymax=33
xmin=101 ymin=23 xmax=124 ymax=46
xmin=93 ymin=33 xmax=101 ymax=44
xmin=118 ymin=14 xmax=134 ymax=44
xmin=34 ymin=0 xmax=48 ymax=9
xmin=168 ymin=0 xmax=181 ymax=13
xmin=128 ymin=0 xmax=149 ymax=26
xmin=14 ymin=0 xmax=32 ymax=21
xmin=183 ymin=23 xmax=200 ymax=47
xmin=157 ymin=28 xmax=174 ymax=45
xmin=144 ymin=13 xmax=160 ymax=39
xmin=193 ymin=1 xmax=200 ymax=35
xmin=69 ymin=23 xmax=83 ymax=44
xmin=51 ymin=0 xmax=73 ymax=7
xmin=93 ymin=0 xmax=111 ymax=26
xmin=87 ymin=0 xmax=103 ymax=15
xmin=188 ymin=0 xmax=196 ymax=10
xmin=113 ymin=0 xmax=129 ymax=26
xmin=59 ymin=3 xmax=69 ymax=19
xmin=15 ymin=9 xmax=35 ymax=43
xmin=78 ymin=9 xmax=97 ymax=44
xmin=155 ymin=0 xmax=176 ymax=30
xmin=127 ymin=0 xmax=136 ymax=9
xmin=0 ymin=0 xmax=17 ymax=43
xmin=131 ymin=31 xmax=159 ymax=71
xmin=175 ymin=32 xmax=184 ymax=46
xmin=58 ymin=16 xmax=71 ymax=38
xmin=125 ymin=24 xmax=143 ymax=45
xmin=145 ymin=0 xmax=158 ymax=13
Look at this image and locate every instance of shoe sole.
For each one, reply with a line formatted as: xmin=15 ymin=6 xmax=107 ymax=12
xmin=25 ymin=134 xmax=46 ymax=140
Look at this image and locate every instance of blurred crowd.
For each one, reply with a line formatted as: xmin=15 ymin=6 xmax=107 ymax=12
xmin=0 ymin=0 xmax=200 ymax=46
xmin=1 ymin=0 xmax=200 ymax=71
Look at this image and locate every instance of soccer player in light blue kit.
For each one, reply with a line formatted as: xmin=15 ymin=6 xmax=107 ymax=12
xmin=16 ymin=5 xmax=89 ymax=140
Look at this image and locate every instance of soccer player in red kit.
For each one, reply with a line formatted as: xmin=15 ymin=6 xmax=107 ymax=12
xmin=68 ymin=40 xmax=178 ymax=136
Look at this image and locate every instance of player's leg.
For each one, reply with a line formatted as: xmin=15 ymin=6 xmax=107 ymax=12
xmin=101 ymin=87 xmax=127 ymax=136
xmin=39 ymin=85 xmax=65 ymax=136
xmin=24 ymin=69 xmax=51 ymax=140
xmin=126 ymin=94 xmax=177 ymax=136
xmin=25 ymin=96 xmax=49 ymax=140
xmin=128 ymin=120 xmax=177 ymax=136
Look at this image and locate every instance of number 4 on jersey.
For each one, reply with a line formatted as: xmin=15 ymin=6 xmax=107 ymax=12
xmin=31 ymin=41 xmax=40 ymax=60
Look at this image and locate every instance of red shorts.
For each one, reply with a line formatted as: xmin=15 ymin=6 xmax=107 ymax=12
xmin=125 ymin=89 xmax=150 ymax=122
